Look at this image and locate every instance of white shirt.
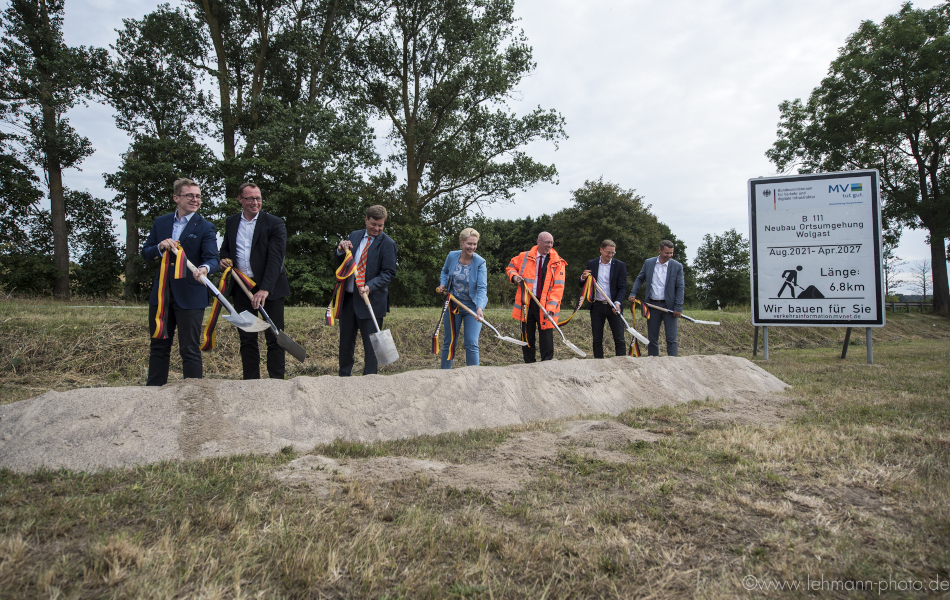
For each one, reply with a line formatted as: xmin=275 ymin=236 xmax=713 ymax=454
xmin=164 ymin=211 xmax=211 ymax=273
xmin=346 ymin=234 xmax=374 ymax=293
xmin=595 ymin=259 xmax=612 ymax=302
xmin=651 ymin=258 xmax=669 ymax=301
xmin=236 ymin=212 xmax=259 ymax=278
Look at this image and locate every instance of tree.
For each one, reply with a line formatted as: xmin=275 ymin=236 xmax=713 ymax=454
xmin=101 ymin=5 xmax=217 ymax=298
xmin=909 ymin=259 xmax=933 ymax=300
xmin=0 ymin=0 xmax=107 ymax=299
xmin=354 ymin=0 xmax=566 ymax=228
xmin=70 ymin=191 xmax=123 ymax=298
xmin=767 ymin=1 xmax=950 ymax=315
xmin=882 ymin=236 xmax=907 ymax=299
xmin=693 ymin=228 xmax=750 ymax=309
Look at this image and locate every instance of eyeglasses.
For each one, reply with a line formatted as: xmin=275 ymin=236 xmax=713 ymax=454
xmin=177 ymin=193 xmax=202 ymax=201
xmin=240 ymin=196 xmax=262 ymax=203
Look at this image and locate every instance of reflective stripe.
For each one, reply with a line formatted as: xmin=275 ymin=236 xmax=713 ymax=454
xmin=553 ymin=279 xmax=565 ymax=285
xmin=524 ymin=278 xmax=535 ymax=283
xmin=507 ymin=262 xmax=516 ymax=269
xmin=547 ymin=300 xmax=558 ymax=306
xmin=514 ymin=303 xmax=522 ymax=309
xmin=549 ymin=312 xmax=560 ymax=319
xmin=519 ymin=255 xmax=529 ymax=277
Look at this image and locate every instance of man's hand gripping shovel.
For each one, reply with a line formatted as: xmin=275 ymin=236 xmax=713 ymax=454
xmin=168 ymin=246 xmax=269 ymax=332
xmin=588 ymin=278 xmax=650 ymax=346
xmin=520 ymin=282 xmax=587 ymax=357
xmin=444 ymin=293 xmax=528 ymax=347
xmin=227 ymin=266 xmax=307 ymax=363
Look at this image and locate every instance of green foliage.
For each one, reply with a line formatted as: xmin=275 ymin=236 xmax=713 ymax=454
xmin=767 ymin=1 xmax=950 ymax=313
xmin=71 ymin=192 xmax=123 ymax=298
xmin=0 ymin=209 xmax=57 ymax=294
xmin=354 ymin=0 xmax=566 ymax=227
xmin=693 ymin=228 xmax=750 ymax=309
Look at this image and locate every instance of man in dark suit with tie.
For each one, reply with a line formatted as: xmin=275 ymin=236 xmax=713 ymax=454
xmin=218 ymin=182 xmax=290 ymax=379
xmin=629 ymin=240 xmax=686 ymax=356
xmin=334 ymin=205 xmax=397 ymax=376
xmin=579 ymin=240 xmax=628 ymax=358
xmin=141 ymin=178 xmax=219 ymax=386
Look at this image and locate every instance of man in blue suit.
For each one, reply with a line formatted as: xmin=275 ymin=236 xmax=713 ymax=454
xmin=628 ymin=240 xmax=685 ymax=356
xmin=580 ymin=240 xmax=628 ymax=358
xmin=334 ymin=205 xmax=397 ymax=376
xmin=141 ymin=178 xmax=219 ymax=386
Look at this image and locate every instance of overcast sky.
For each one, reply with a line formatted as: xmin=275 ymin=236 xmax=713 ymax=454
xmin=59 ymin=0 xmax=946 ymax=290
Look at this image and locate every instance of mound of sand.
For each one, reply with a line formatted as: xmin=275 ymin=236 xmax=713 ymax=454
xmin=0 ymin=355 xmax=788 ymax=473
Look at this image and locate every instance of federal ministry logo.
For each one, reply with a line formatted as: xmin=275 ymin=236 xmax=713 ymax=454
xmin=763 ymin=189 xmax=772 ymax=198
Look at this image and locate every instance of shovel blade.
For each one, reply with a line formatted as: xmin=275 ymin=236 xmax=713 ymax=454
xmin=499 ymin=336 xmax=529 ymax=347
xmin=564 ymin=341 xmax=587 ymax=357
xmin=223 ymin=311 xmax=271 ymax=332
xmin=369 ymin=329 xmax=399 ymax=366
xmin=277 ymin=331 xmax=307 ymax=363
xmin=627 ymin=327 xmax=650 ymax=345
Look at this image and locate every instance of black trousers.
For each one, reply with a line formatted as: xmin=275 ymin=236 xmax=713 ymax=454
xmin=338 ymin=291 xmax=383 ymax=376
xmin=233 ymin=291 xmax=285 ymax=379
xmin=522 ymin=303 xmax=554 ymax=363
xmin=147 ymin=299 xmax=204 ymax=386
xmin=590 ymin=302 xmax=626 ymax=358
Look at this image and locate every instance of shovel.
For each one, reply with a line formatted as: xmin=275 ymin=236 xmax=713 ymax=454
xmin=447 ymin=294 xmax=528 ymax=347
xmin=645 ymin=302 xmax=720 ymax=325
xmin=360 ymin=290 xmax=399 ymax=366
xmin=588 ymin=278 xmax=650 ymax=345
xmin=168 ymin=246 xmax=270 ymax=332
xmin=229 ymin=269 xmax=307 ymax=363
xmin=521 ymin=283 xmax=587 ymax=357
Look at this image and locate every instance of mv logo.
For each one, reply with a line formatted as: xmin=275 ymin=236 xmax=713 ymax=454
xmin=829 ymin=183 xmax=862 ymax=193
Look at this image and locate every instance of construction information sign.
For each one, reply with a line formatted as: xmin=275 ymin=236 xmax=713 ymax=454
xmin=748 ymin=170 xmax=884 ymax=327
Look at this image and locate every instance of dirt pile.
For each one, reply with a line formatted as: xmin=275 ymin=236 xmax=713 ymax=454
xmin=0 ymin=355 xmax=788 ymax=473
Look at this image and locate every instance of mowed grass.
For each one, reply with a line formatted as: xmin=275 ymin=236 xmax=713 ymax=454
xmin=0 ymin=296 xmax=948 ymax=598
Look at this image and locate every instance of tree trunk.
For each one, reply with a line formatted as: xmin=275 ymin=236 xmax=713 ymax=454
xmin=124 ymin=152 xmax=140 ymax=299
xmin=930 ymin=235 xmax=949 ymax=315
xmin=44 ymin=103 xmax=69 ymax=300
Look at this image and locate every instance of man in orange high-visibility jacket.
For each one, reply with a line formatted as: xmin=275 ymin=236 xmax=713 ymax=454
xmin=506 ymin=231 xmax=567 ymax=363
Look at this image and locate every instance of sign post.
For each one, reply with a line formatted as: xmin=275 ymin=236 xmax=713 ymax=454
xmin=748 ymin=170 xmax=885 ymax=363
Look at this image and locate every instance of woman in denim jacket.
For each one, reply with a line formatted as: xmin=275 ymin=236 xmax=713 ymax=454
xmin=436 ymin=227 xmax=488 ymax=368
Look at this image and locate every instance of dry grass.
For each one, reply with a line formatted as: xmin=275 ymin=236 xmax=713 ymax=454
xmin=1 ymin=298 xmax=948 ymax=598
xmin=2 ymin=298 xmax=947 ymax=404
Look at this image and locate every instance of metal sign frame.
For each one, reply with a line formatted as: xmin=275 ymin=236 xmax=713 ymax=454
xmin=748 ymin=170 xmax=885 ymax=328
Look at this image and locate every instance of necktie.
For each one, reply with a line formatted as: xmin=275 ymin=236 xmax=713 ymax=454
xmin=356 ymin=236 xmax=372 ymax=288
xmin=536 ymin=255 xmax=546 ymax=295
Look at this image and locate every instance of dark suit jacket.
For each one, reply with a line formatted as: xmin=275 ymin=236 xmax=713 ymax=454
xmin=579 ymin=258 xmax=627 ymax=307
xmin=630 ymin=257 xmax=685 ymax=313
xmin=335 ymin=230 xmax=397 ymax=320
xmin=142 ymin=212 xmax=219 ymax=309
xmin=219 ymin=211 xmax=290 ymax=299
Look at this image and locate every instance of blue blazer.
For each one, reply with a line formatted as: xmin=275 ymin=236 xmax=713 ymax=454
xmin=440 ymin=251 xmax=488 ymax=310
xmin=335 ymin=230 xmax=397 ymax=320
xmin=579 ymin=257 xmax=627 ymax=307
xmin=629 ymin=257 xmax=685 ymax=313
xmin=142 ymin=212 xmax=220 ymax=309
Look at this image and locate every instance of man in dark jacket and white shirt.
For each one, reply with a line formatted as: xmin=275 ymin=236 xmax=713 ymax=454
xmin=628 ymin=240 xmax=685 ymax=356
xmin=580 ymin=239 xmax=628 ymax=358
xmin=219 ymin=182 xmax=290 ymax=379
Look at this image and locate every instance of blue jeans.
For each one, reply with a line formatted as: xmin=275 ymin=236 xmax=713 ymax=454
xmin=441 ymin=299 xmax=482 ymax=368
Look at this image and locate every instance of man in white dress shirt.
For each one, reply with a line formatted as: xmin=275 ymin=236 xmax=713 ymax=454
xmin=628 ymin=241 xmax=685 ymax=356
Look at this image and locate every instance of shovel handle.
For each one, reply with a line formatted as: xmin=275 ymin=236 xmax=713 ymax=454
xmin=522 ymin=284 xmax=562 ymax=334
xmin=589 ymin=278 xmax=621 ymax=313
xmin=168 ymin=246 xmax=238 ymax=315
xmin=360 ymin=291 xmax=383 ymax=333
xmin=229 ymin=269 xmax=279 ymax=334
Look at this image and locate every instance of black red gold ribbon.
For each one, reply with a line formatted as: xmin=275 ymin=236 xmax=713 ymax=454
xmin=556 ymin=275 xmax=595 ymax=326
xmin=432 ymin=295 xmax=451 ymax=354
xmin=152 ymin=242 xmax=186 ymax=340
xmin=200 ymin=266 xmax=255 ymax=351
xmin=326 ymin=250 xmax=357 ymax=326
xmin=627 ymin=299 xmax=649 ymax=357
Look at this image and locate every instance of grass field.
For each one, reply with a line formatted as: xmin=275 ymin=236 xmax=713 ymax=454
xmin=1 ymin=299 xmax=948 ymax=598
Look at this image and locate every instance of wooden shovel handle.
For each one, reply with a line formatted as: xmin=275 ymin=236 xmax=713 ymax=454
xmin=447 ymin=295 xmax=483 ymax=321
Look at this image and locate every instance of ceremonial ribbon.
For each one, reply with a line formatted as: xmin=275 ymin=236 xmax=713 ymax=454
xmin=556 ymin=275 xmax=596 ymax=326
xmin=445 ymin=295 xmax=461 ymax=361
xmin=520 ymin=281 xmax=531 ymax=347
xmin=151 ymin=242 xmax=187 ymax=340
xmin=200 ymin=266 xmax=254 ymax=351
xmin=432 ymin=295 xmax=451 ymax=354
xmin=326 ymin=250 xmax=357 ymax=326
xmin=627 ymin=299 xmax=649 ymax=357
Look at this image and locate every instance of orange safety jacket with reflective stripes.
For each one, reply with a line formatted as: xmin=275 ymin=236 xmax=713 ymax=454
xmin=505 ymin=246 xmax=567 ymax=330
